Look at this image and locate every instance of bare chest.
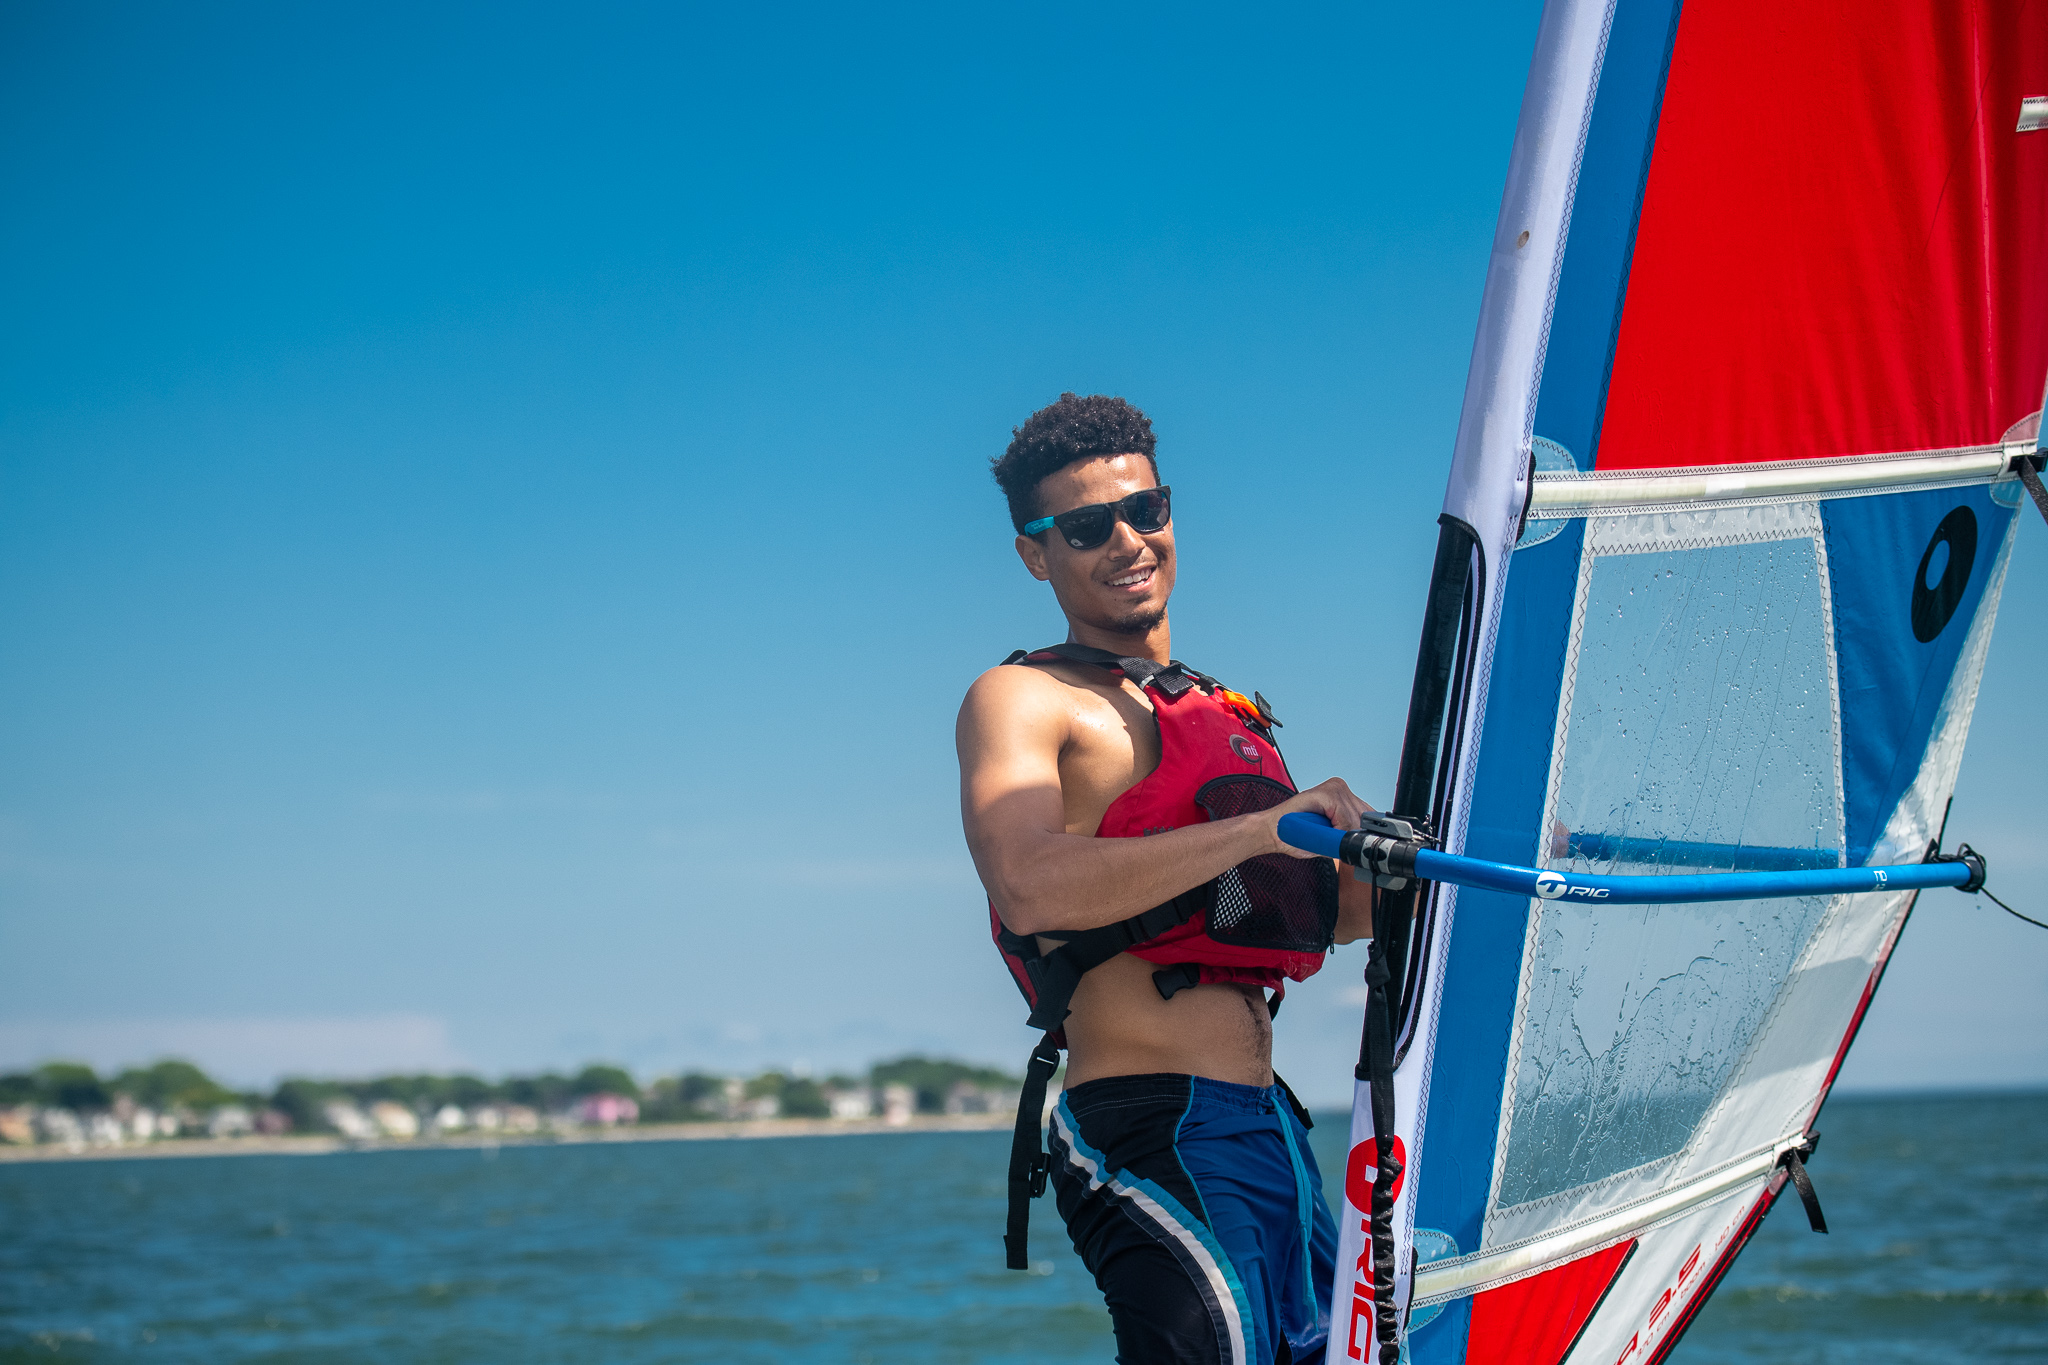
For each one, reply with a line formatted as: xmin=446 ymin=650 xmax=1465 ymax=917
xmin=1049 ymin=672 xmax=1164 ymax=835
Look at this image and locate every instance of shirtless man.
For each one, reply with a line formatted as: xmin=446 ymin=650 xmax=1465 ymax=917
xmin=958 ymin=393 xmax=1377 ymax=1364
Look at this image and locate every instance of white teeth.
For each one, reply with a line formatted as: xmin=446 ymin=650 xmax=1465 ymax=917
xmin=1110 ymin=571 xmax=1151 ymax=587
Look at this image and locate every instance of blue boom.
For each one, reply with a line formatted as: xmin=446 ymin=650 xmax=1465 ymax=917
xmin=1276 ymin=813 xmax=1982 ymax=905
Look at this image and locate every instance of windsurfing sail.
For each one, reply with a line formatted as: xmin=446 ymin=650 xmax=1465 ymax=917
xmin=1330 ymin=3 xmax=2048 ymax=1362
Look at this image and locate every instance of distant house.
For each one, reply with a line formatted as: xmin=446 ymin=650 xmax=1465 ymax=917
xmin=367 ymin=1101 xmax=418 ymax=1138
xmin=880 ymin=1084 xmax=914 ymax=1126
xmin=0 ymin=1107 xmax=35 ymax=1145
xmin=208 ymin=1106 xmax=255 ymax=1138
xmin=35 ymin=1109 xmax=83 ymax=1145
xmin=570 ymin=1094 xmax=639 ymax=1126
xmin=827 ymin=1087 xmax=874 ymax=1120
xmin=323 ymin=1101 xmax=377 ymax=1140
xmin=944 ymin=1080 xmax=1022 ymax=1116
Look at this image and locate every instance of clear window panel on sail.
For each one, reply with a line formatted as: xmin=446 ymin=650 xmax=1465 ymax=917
xmin=1493 ymin=503 xmax=1846 ymax=1214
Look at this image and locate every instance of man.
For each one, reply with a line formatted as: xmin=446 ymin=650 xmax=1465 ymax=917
xmin=957 ymin=392 xmax=1378 ymax=1364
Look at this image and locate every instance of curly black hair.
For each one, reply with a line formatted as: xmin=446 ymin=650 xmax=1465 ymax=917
xmin=991 ymin=393 xmax=1159 ymax=534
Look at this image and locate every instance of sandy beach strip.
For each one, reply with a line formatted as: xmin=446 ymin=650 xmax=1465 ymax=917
xmin=0 ymin=1111 xmax=1017 ymax=1164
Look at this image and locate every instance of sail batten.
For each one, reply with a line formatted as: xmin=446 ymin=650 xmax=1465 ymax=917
xmin=1410 ymin=1129 xmax=1806 ymax=1307
xmin=1527 ymin=443 xmax=2020 ymax=513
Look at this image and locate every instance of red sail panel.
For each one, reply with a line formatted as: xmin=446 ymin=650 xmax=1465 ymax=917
xmin=1597 ymin=0 xmax=2048 ymax=470
xmin=1463 ymin=1239 xmax=1635 ymax=1365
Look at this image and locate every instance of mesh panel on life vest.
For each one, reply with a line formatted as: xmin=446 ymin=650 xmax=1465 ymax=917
xmin=1194 ymin=774 xmax=1339 ymax=954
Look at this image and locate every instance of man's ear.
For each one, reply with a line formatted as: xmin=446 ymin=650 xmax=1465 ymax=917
xmin=1015 ymin=534 xmax=1052 ymax=582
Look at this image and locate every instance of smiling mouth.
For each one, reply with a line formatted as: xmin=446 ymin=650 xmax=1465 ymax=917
xmin=1107 ymin=568 xmax=1154 ymax=590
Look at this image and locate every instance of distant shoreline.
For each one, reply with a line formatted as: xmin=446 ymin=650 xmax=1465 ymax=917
xmin=0 ymin=1112 xmax=1016 ymax=1165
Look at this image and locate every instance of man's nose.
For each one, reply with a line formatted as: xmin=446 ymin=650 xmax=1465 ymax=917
xmin=1105 ymin=517 xmax=1146 ymax=556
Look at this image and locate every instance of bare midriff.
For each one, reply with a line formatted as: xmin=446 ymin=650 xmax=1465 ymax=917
xmin=1056 ymin=950 xmax=1275 ymax=1088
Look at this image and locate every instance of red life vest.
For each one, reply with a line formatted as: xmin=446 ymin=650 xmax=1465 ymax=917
xmin=987 ymin=643 xmax=1338 ymax=1036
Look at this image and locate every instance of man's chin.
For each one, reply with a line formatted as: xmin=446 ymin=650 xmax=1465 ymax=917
xmin=1101 ymin=603 xmax=1167 ymax=636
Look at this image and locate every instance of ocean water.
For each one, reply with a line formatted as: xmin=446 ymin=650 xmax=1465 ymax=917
xmin=2 ymin=1091 xmax=2041 ymax=1363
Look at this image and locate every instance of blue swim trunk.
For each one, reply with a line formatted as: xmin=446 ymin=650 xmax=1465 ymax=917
xmin=1049 ymin=1073 xmax=1339 ymax=1365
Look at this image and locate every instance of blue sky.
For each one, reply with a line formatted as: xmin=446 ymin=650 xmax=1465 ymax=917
xmin=2 ymin=2 xmax=2041 ymax=1103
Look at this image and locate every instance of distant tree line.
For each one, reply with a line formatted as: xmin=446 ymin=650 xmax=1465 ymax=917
xmin=267 ymin=1063 xmax=645 ymax=1132
xmin=0 ymin=1055 xmax=1020 ymax=1134
xmin=0 ymin=1060 xmax=250 ymax=1114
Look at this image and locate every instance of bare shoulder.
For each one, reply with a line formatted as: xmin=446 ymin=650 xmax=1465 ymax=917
xmin=958 ymin=662 xmax=1074 ymax=741
xmin=956 ymin=663 xmax=1080 ymax=808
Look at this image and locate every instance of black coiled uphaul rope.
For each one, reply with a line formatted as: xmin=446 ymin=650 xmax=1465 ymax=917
xmin=1360 ymin=939 xmax=1403 ymax=1362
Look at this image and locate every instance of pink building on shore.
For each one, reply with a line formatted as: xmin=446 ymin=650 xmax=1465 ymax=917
xmin=570 ymin=1093 xmax=639 ymax=1126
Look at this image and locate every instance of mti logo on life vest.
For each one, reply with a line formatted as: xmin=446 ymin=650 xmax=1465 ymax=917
xmin=1229 ymin=734 xmax=1262 ymax=764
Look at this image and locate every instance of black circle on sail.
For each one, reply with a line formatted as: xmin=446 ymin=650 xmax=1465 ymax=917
xmin=1911 ymin=506 xmax=1978 ymax=642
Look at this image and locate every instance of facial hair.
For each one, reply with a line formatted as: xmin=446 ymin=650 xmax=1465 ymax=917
xmin=1103 ymin=602 xmax=1167 ymax=636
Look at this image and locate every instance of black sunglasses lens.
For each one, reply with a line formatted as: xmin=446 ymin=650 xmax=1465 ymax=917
xmin=1124 ymin=488 xmax=1170 ymax=532
xmin=1057 ymin=505 xmax=1114 ymax=548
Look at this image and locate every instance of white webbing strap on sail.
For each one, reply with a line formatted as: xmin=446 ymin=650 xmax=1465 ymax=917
xmin=1526 ymin=441 xmax=2021 ymax=516
xmin=1408 ymin=1130 xmax=1814 ymax=1309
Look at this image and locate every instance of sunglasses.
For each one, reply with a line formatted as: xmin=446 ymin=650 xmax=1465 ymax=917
xmin=1023 ymin=486 xmax=1172 ymax=550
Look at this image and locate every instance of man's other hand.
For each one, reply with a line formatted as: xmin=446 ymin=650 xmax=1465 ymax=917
xmin=1264 ymin=778 xmax=1375 ymax=858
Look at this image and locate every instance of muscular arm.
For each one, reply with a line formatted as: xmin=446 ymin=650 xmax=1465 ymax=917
xmin=958 ymin=665 xmax=1368 ymax=937
xmin=1334 ymin=864 xmax=1377 ymax=945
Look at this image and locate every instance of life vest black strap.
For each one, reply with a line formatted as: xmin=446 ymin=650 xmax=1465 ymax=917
xmin=1005 ymin=641 xmax=1205 ymax=697
xmin=1154 ymin=964 xmax=1287 ymax=1019
xmin=1005 ymin=1031 xmax=1065 ymax=1271
xmin=1020 ymin=893 xmax=1202 ymax=1031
